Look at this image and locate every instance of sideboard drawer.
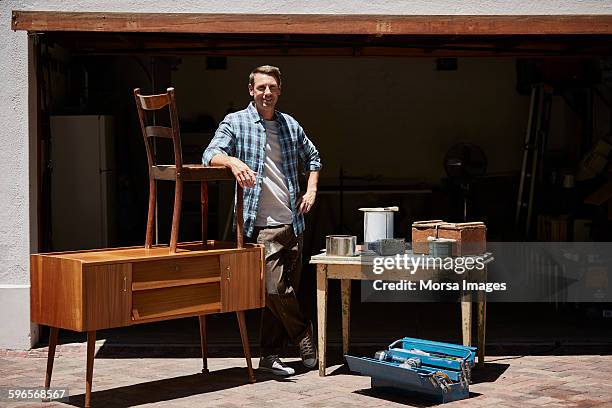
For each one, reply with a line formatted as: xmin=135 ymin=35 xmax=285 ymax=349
xmin=132 ymin=256 xmax=220 ymax=291
xmin=132 ymin=282 xmax=221 ymax=322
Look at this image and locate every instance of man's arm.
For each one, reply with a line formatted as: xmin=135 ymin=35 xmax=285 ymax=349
xmin=297 ymin=125 xmax=322 ymax=173
xmin=298 ymin=171 xmax=319 ymax=214
xmin=203 ymin=117 xmax=256 ymax=188
xmin=296 ymin=125 xmax=322 ymax=214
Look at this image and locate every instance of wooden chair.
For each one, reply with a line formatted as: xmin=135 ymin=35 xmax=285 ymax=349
xmin=133 ymin=87 xmax=253 ymax=383
xmin=133 ymin=87 xmax=244 ymax=252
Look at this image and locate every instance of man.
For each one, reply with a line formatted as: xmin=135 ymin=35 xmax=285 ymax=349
xmin=202 ymin=65 xmax=321 ymax=376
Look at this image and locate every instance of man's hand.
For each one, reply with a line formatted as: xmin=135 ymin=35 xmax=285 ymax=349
xmin=228 ymin=157 xmax=257 ymax=188
xmin=210 ymin=154 xmax=257 ymax=188
xmin=297 ymin=189 xmax=317 ymax=214
xmin=298 ymin=171 xmax=319 ymax=214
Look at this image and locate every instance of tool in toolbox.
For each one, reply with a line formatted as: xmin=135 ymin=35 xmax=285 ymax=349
xmin=346 ymin=337 xmax=477 ymax=404
xmin=374 ymin=350 xmax=422 ymax=368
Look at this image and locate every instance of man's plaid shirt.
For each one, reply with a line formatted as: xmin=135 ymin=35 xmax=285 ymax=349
xmin=202 ymin=102 xmax=322 ymax=238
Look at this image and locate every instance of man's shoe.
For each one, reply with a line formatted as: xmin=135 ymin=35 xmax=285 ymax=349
xmin=258 ymin=355 xmax=295 ymax=376
xmin=298 ymin=323 xmax=318 ymax=369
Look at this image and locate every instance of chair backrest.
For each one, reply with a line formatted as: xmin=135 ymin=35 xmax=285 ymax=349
xmin=133 ymin=87 xmax=184 ymax=170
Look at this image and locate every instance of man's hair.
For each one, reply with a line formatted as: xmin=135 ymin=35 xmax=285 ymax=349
xmin=249 ymin=65 xmax=282 ymax=88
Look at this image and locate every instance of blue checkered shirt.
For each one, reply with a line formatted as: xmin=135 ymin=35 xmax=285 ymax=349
xmin=202 ymin=102 xmax=322 ymax=238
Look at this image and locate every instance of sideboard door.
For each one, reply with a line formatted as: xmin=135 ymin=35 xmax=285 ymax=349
xmin=83 ymin=264 xmax=132 ymax=330
xmin=220 ymin=251 xmax=264 ymax=312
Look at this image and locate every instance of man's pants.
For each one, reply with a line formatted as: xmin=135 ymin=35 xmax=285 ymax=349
xmin=252 ymin=224 xmax=310 ymax=356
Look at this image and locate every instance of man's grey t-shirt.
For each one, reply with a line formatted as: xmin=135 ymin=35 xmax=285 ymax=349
xmin=255 ymin=119 xmax=293 ymax=227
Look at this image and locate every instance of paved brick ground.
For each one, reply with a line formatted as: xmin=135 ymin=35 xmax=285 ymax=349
xmin=1 ymin=343 xmax=612 ymax=407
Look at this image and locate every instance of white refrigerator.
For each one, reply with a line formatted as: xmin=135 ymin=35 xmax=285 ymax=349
xmin=50 ymin=115 xmax=116 ymax=250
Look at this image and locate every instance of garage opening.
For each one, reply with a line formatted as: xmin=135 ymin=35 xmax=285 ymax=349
xmin=21 ymin=14 xmax=612 ymax=350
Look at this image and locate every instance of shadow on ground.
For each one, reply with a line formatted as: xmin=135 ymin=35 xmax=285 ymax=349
xmin=327 ymin=360 xmax=509 ymax=384
xmin=354 ymin=387 xmax=483 ymax=407
xmin=325 ymin=358 xmax=507 ymax=407
xmin=64 ymin=367 xmax=300 ymax=408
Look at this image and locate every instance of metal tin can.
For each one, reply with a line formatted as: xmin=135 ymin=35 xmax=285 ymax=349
xmin=326 ymin=235 xmax=357 ymax=256
xmin=428 ymin=238 xmax=456 ymax=258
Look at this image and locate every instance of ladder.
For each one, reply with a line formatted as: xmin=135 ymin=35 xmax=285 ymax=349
xmin=515 ymin=84 xmax=553 ymax=237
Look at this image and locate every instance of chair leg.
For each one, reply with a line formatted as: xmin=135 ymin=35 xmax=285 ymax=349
xmin=169 ymin=179 xmax=183 ymax=253
xmin=236 ymin=185 xmax=244 ymax=248
xmin=236 ymin=311 xmax=255 ymax=383
xmin=201 ymin=181 xmax=208 ymax=247
xmin=145 ymin=179 xmax=156 ymax=249
xmin=198 ymin=315 xmax=209 ymax=374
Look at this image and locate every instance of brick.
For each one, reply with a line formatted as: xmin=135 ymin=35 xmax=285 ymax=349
xmin=1 ymin=352 xmax=612 ymax=407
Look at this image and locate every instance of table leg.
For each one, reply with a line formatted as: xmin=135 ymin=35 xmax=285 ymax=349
xmin=477 ymin=267 xmax=487 ymax=367
xmin=340 ymin=279 xmax=351 ymax=357
xmin=85 ymin=330 xmax=96 ymax=408
xmin=45 ymin=327 xmax=59 ymax=389
xmin=317 ymin=264 xmax=328 ymax=377
xmin=461 ymin=293 xmax=472 ymax=347
xmin=198 ymin=315 xmax=209 ymax=373
xmin=236 ymin=311 xmax=255 ymax=383
xmin=477 ymin=294 xmax=486 ymax=367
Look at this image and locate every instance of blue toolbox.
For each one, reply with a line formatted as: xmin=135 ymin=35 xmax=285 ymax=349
xmin=345 ymin=337 xmax=477 ymax=404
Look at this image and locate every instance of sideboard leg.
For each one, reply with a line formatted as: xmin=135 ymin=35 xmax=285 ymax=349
xmin=198 ymin=315 xmax=209 ymax=373
xmin=85 ymin=331 xmax=96 ymax=408
xmin=45 ymin=327 xmax=59 ymax=389
xmin=236 ymin=311 xmax=255 ymax=383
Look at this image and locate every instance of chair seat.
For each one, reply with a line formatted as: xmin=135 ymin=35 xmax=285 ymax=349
xmin=151 ymin=165 xmax=235 ymax=181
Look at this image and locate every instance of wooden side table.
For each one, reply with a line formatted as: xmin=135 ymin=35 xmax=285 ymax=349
xmin=309 ymin=252 xmax=492 ymax=377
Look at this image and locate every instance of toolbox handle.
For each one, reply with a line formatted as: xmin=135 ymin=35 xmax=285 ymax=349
xmin=389 ymin=338 xmax=475 ymax=362
xmin=388 ymin=339 xmax=403 ymax=350
xmin=400 ymin=337 xmax=477 ymax=352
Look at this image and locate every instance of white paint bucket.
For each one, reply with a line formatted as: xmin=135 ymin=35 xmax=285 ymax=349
xmin=359 ymin=207 xmax=398 ymax=250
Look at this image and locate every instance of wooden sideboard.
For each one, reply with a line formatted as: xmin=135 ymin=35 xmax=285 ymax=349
xmin=32 ymin=240 xmax=264 ymax=407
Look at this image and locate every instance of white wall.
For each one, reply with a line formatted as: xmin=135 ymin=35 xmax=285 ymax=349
xmin=2 ymin=0 xmax=612 ymax=350
xmin=1 ymin=2 xmax=31 ymax=350
xmin=5 ymin=0 xmax=612 ymax=15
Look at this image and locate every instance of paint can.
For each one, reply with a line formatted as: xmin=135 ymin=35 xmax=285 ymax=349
xmin=360 ymin=207 xmax=399 ymax=250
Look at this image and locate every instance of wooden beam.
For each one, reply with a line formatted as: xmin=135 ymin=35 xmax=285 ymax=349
xmin=71 ymin=46 xmax=610 ymax=58
xmin=12 ymin=12 xmax=612 ymax=35
xmin=41 ymin=31 xmax=612 ymax=57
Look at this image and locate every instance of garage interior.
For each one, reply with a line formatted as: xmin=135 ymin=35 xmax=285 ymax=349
xmin=28 ymin=25 xmax=612 ymax=353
